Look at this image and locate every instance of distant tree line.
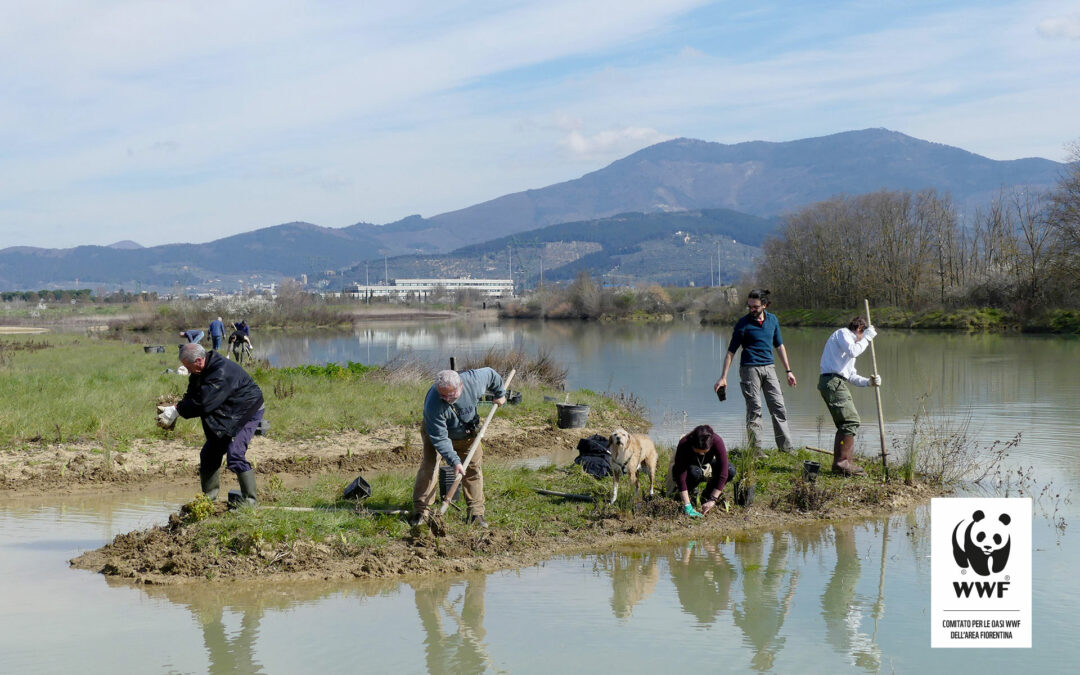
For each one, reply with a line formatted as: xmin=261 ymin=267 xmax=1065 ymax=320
xmin=758 ymin=143 xmax=1080 ymax=314
xmin=0 ymin=289 xmax=158 ymax=303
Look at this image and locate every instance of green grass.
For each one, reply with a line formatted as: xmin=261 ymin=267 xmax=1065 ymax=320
xmin=0 ymin=333 xmax=630 ymax=446
xmin=180 ymin=446 xmax=902 ymax=554
xmin=181 ymin=462 xmax=617 ymax=555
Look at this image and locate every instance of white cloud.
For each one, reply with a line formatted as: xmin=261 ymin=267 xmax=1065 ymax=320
xmin=1037 ymin=14 xmax=1080 ymax=39
xmin=560 ymin=126 xmax=673 ymax=160
xmin=1 ymin=0 xmax=1079 ymax=248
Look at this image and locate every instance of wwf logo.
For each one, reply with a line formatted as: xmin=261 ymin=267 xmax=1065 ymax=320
xmin=951 ymin=509 xmax=1012 ymax=576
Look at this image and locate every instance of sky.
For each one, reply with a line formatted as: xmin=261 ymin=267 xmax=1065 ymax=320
xmin=1 ymin=0 xmax=1079 ymax=250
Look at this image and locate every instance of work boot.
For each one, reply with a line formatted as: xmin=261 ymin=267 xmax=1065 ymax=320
xmin=236 ymin=469 xmax=258 ymax=506
xmin=832 ymin=432 xmax=866 ymax=476
xmin=199 ymin=464 xmax=221 ymax=501
xmin=467 ymin=514 xmax=489 ymax=528
xmin=408 ymin=511 xmax=428 ymax=528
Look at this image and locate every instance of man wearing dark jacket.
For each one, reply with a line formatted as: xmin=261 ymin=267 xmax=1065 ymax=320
xmin=157 ymin=343 xmax=265 ymax=505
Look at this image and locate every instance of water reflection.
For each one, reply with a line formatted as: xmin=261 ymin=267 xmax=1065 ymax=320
xmin=668 ymin=541 xmax=735 ymax=625
xmin=733 ymin=532 xmax=798 ymax=671
xmin=410 ymin=575 xmax=491 ymax=675
xmin=821 ymin=523 xmax=882 ymax=671
xmin=597 ymin=551 xmax=661 ymax=619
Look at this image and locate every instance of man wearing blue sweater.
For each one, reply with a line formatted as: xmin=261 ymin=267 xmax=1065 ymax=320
xmin=411 ymin=368 xmax=505 ymax=528
xmin=714 ymin=289 xmax=796 ymax=451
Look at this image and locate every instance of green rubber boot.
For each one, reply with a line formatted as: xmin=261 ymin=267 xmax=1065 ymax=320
xmin=237 ymin=469 xmax=257 ymax=506
xmin=199 ymin=464 xmax=221 ymax=501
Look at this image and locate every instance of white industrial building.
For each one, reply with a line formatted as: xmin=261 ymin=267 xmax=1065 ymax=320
xmin=348 ymin=278 xmax=513 ymax=300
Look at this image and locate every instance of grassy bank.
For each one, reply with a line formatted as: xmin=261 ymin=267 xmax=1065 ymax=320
xmin=72 ymin=447 xmax=940 ymax=583
xmin=0 ymin=333 xmax=624 ymax=450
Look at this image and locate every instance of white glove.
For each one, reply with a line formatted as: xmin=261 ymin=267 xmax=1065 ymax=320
xmin=870 ymin=374 xmax=882 ymax=387
xmin=864 ymin=325 xmax=878 ymax=341
xmin=156 ymin=405 xmax=178 ymax=429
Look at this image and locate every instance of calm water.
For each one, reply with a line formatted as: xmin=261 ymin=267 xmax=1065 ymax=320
xmin=2 ymin=320 xmax=1078 ymax=672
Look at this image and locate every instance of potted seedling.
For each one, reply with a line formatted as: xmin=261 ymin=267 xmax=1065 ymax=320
xmin=731 ymin=447 xmax=758 ymax=507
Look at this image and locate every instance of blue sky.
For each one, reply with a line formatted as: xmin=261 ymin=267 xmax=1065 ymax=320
xmin=1 ymin=0 xmax=1078 ymax=249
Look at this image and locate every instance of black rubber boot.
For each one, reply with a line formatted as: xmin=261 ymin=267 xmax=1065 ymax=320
xmin=237 ymin=470 xmax=257 ymax=506
xmin=199 ymin=464 xmax=221 ymax=500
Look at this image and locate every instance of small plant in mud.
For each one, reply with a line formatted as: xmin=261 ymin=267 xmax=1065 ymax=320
xmin=778 ymin=478 xmax=834 ymax=512
xmin=181 ymin=494 xmax=215 ymax=523
xmin=261 ymin=474 xmax=287 ymax=502
xmin=273 ymin=378 xmax=295 ymax=399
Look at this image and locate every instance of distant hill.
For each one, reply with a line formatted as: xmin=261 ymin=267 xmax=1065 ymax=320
xmin=0 ymin=129 xmax=1065 ymax=291
xmin=0 ymin=222 xmax=382 ymax=291
xmin=107 ymin=240 xmax=144 ymax=250
xmin=346 ymin=209 xmax=777 ymax=288
xmin=359 ymin=128 xmax=1064 ymax=255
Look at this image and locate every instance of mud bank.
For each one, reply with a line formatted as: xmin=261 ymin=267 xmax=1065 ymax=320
xmin=71 ymin=473 xmax=942 ymax=585
xmin=0 ymin=420 xmax=589 ymax=495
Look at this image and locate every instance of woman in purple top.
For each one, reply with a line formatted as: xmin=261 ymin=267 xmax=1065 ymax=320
xmin=669 ymin=424 xmax=735 ymax=518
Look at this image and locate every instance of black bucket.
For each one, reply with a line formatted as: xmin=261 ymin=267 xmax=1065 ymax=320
xmin=343 ymin=475 xmax=371 ymax=501
xmin=555 ymin=403 xmax=590 ymax=429
xmin=439 ymin=465 xmax=462 ymax=502
xmin=803 ymin=460 xmax=821 ymax=482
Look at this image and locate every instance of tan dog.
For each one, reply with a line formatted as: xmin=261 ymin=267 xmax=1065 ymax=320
xmin=608 ymin=428 xmax=658 ymax=504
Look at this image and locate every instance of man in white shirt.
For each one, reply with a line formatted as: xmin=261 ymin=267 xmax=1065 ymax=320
xmin=817 ymin=316 xmax=881 ymax=476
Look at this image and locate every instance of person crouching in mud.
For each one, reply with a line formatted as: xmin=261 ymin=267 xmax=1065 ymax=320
xmin=666 ymin=424 xmax=735 ymax=518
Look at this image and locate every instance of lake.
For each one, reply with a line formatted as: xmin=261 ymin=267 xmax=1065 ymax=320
xmin=1 ymin=319 xmax=1076 ymax=672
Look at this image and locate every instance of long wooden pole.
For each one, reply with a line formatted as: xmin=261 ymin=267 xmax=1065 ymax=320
xmin=864 ymin=299 xmax=888 ymax=480
xmin=438 ymin=369 xmax=516 ymax=516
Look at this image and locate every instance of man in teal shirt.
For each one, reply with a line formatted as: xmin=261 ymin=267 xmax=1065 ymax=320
xmin=411 ymin=368 xmax=505 ymax=528
xmin=714 ymin=289 xmax=797 ymax=451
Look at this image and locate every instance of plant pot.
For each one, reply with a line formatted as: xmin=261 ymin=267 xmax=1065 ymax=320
xmin=438 ymin=464 xmax=462 ymax=502
xmin=555 ymin=403 xmax=590 ymax=429
xmin=734 ymin=483 xmax=756 ymax=507
xmin=802 ymin=460 xmax=821 ymax=482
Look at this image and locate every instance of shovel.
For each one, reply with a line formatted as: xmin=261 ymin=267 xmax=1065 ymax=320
xmin=433 ymin=368 xmax=516 ymax=524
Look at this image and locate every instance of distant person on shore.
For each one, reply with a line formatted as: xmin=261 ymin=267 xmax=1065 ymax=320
xmin=155 ymin=343 xmax=264 ymax=505
xmin=228 ymin=320 xmax=252 ymax=362
xmin=817 ymin=316 xmax=880 ymax=476
xmin=666 ymin=424 xmax=734 ymax=518
xmin=410 ymin=368 xmax=505 ymax=529
xmin=714 ymin=289 xmax=796 ymax=452
xmin=180 ymin=328 xmax=205 ymax=344
xmin=208 ymin=316 xmax=225 ymax=351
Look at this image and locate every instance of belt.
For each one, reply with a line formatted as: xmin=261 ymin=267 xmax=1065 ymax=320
xmin=821 ymin=372 xmax=845 ymax=380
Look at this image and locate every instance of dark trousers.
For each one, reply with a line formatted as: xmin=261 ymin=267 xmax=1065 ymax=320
xmin=211 ymin=335 xmax=223 ymax=350
xmin=200 ymin=408 xmax=262 ymax=474
xmin=686 ymin=464 xmax=736 ymax=496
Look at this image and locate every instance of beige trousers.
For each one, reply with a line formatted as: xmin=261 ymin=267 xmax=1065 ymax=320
xmin=412 ymin=426 xmax=484 ymax=517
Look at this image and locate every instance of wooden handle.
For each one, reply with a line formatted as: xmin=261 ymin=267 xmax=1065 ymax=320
xmin=864 ymin=300 xmax=888 ymax=480
xmin=438 ymin=369 xmax=516 ymax=515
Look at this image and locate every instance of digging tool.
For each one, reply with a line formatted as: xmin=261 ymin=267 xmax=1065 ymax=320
xmin=864 ymin=299 xmax=888 ymax=480
xmin=803 ymin=446 xmax=837 ymax=456
xmin=435 ymin=369 xmax=516 ymax=519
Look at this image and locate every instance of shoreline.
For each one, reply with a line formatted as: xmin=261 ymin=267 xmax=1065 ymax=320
xmin=66 ymin=439 xmax=944 ymax=585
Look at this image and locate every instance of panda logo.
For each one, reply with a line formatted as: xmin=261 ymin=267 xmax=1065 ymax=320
xmin=951 ymin=509 xmax=1011 ymax=576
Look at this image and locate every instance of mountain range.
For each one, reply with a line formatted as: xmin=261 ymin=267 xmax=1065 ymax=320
xmin=0 ymin=128 xmax=1065 ymax=291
